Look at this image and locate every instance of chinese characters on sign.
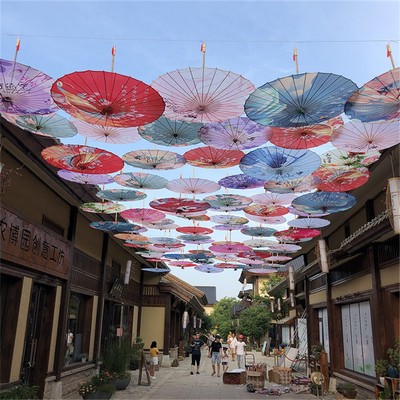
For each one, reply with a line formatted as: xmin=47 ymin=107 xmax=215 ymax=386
xmin=0 ymin=207 xmax=71 ymax=278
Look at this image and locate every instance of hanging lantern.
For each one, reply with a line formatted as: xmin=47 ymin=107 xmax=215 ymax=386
xmin=182 ymin=311 xmax=189 ymax=329
xmin=193 ymin=315 xmax=197 ymax=329
xmin=290 ymin=292 xmax=295 ymax=307
xmin=124 ymin=260 xmax=132 ymax=284
xmin=277 ymin=298 xmax=281 ymax=311
xmin=288 ymin=265 xmax=295 ymax=291
xmin=318 ymin=239 xmax=329 ymax=273
xmin=387 ymin=177 xmax=400 ymax=234
xmin=271 ymin=301 xmax=275 ymax=313
xmin=198 ymin=319 xmax=202 ymax=328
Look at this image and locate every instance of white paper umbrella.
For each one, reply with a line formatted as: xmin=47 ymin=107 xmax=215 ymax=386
xmin=288 ymin=218 xmax=331 ymax=229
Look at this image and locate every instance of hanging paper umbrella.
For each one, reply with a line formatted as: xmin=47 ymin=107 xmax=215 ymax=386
xmin=151 ymin=66 xmax=255 ymax=123
xmin=142 ymin=266 xmax=171 ymax=273
xmin=149 ymin=237 xmax=182 ymax=245
xmin=96 ymin=188 xmax=147 ymax=202
xmin=183 ymin=146 xmax=244 ymax=169
xmin=114 ymin=172 xmax=168 ymax=190
xmin=344 ymin=67 xmax=400 ymax=122
xmin=150 ymin=198 xmax=211 ymax=215
xmin=176 ymin=226 xmax=213 ymax=235
xmin=218 ymin=174 xmax=266 ymax=190
xmin=240 ymin=146 xmax=320 ymax=181
xmin=209 ymin=205 xmax=245 ymax=213
xmin=288 ymin=206 xmax=330 ymax=218
xmin=212 ymin=241 xmax=243 ymax=246
xmin=214 ymin=263 xmax=245 ymax=270
xmin=209 ymin=244 xmax=252 ymax=254
xmin=184 ymin=238 xmax=214 ymax=245
xmin=266 ymin=255 xmax=293 ymax=262
xmin=203 ymin=194 xmax=252 ymax=209
xmin=166 ymin=177 xmax=220 ymax=194
xmin=89 ymin=221 xmax=141 ymax=233
xmin=135 ymin=226 xmax=148 ymax=234
xmin=267 ymin=243 xmax=302 ymax=252
xmin=143 ymin=218 xmax=177 ymax=229
xmin=243 ymin=204 xmax=288 ymax=217
xmin=137 ymin=251 xmax=169 ymax=258
xmin=210 ymin=215 xmax=248 ymax=225
xmin=236 ymin=258 xmax=264 ymax=265
xmin=153 ymin=243 xmax=186 ymax=250
xmin=138 ymin=116 xmax=203 ymax=146
xmin=120 ymin=208 xmax=166 ymax=223
xmin=331 ymin=120 xmax=400 ymax=152
xmin=148 ymin=223 xmax=179 ymax=231
xmin=251 ymin=192 xmax=296 ymax=206
xmin=177 ymin=234 xmax=212 ymax=242
xmin=240 ymin=227 xmax=277 ymax=237
xmin=320 ymin=148 xmax=380 ymax=168
xmin=244 ymin=72 xmax=358 ymax=127
xmin=237 ymin=250 xmax=270 ymax=259
xmin=80 ymin=202 xmax=125 ymax=214
xmin=51 ymin=70 xmax=165 ymax=127
xmin=313 ymin=166 xmax=370 ymax=192
xmin=274 ymin=228 xmax=321 ymax=240
xmin=124 ymin=242 xmax=151 ymax=248
xmin=291 ymin=191 xmax=357 ymax=215
xmin=243 ymin=239 xmax=278 ymax=248
xmin=178 ymin=214 xmax=210 ymax=222
xmin=244 ymin=214 xmax=286 ymax=225
xmin=288 ymin=218 xmax=330 ymax=229
xmin=246 ymin=268 xmax=277 ymax=274
xmin=58 ymin=170 xmax=114 ymax=185
xmin=187 ymin=253 xmax=215 ymax=263
xmin=168 ymin=261 xmax=197 ymax=268
xmin=212 ymin=224 xmax=244 ymax=231
xmin=2 ymin=112 xmax=77 ymax=138
xmin=71 ymin=118 xmax=141 ymax=144
xmin=163 ymin=253 xmax=189 ymax=260
xmin=41 ymin=144 xmax=124 ymax=174
xmin=0 ymin=58 xmax=56 ymax=114
xmin=263 ymin=175 xmax=321 ymax=194
xmin=115 ymin=233 xmax=148 ymax=241
xmin=123 ymin=149 xmax=186 ymax=170
xmin=198 ymin=116 xmax=272 ymax=150
xmin=194 ymin=265 xmax=224 ymax=273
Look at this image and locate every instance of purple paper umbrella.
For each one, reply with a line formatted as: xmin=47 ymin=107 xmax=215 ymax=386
xmin=58 ymin=170 xmax=114 ymax=185
xmin=218 ymin=174 xmax=266 ymax=190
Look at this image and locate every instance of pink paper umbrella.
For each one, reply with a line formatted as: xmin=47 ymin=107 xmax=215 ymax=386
xmin=266 ymin=255 xmax=293 ymax=262
xmin=210 ymin=215 xmax=249 ymax=225
xmin=251 ymin=192 xmax=296 ymax=206
xmin=143 ymin=218 xmax=176 ymax=229
xmin=58 ymin=170 xmax=114 ymax=185
xmin=166 ymin=177 xmax=220 ymax=194
xmin=120 ymin=208 xmax=166 ymax=223
xmin=209 ymin=244 xmax=252 ymax=254
xmin=199 ymin=116 xmax=272 ymax=150
xmin=168 ymin=261 xmax=197 ymax=268
xmin=183 ymin=146 xmax=244 ymax=169
xmin=236 ymin=258 xmax=264 ymax=265
xmin=274 ymin=228 xmax=321 ymax=240
xmin=176 ymin=226 xmax=213 ymax=235
xmin=243 ymin=204 xmax=288 ymax=217
xmin=246 ymin=268 xmax=277 ymax=274
xmin=244 ymin=214 xmax=286 ymax=225
xmin=212 ymin=241 xmax=243 ymax=246
xmin=267 ymin=243 xmax=302 ymax=252
xmin=212 ymin=224 xmax=243 ymax=231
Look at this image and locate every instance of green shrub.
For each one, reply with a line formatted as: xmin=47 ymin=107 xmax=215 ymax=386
xmin=0 ymin=384 xmax=39 ymax=399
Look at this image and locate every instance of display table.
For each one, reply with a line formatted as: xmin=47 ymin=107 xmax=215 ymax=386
xmin=223 ymin=370 xmax=246 ymax=385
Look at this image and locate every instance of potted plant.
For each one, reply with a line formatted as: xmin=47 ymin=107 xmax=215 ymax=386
xmin=78 ymin=372 xmax=116 ymax=399
xmin=376 ymin=358 xmax=389 ymax=384
xmin=0 ymin=384 xmax=39 ymax=399
xmin=80 ymin=353 xmax=88 ymax=363
xmin=378 ymin=385 xmax=393 ymax=400
xmin=130 ymin=337 xmax=144 ymax=371
xmin=387 ymin=339 xmax=400 ymax=378
xmin=336 ymin=382 xmax=358 ymax=399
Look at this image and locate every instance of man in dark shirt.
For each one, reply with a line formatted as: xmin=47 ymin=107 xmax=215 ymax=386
xmin=190 ymin=332 xmax=206 ymax=375
xmin=209 ymin=334 xmax=223 ymax=377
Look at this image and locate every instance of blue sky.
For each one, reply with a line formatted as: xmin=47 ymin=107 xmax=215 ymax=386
xmin=1 ymin=0 xmax=399 ymax=299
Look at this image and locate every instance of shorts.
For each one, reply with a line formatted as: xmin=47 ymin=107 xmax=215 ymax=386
xmin=211 ymin=352 xmax=221 ymax=365
xmin=151 ymin=356 xmax=158 ymax=366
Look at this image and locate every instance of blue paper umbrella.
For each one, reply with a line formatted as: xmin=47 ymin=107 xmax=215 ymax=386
xmin=240 ymin=227 xmax=277 ymax=237
xmin=203 ymin=194 xmax=252 ymax=209
xmin=89 ymin=221 xmax=142 ymax=233
xmin=142 ymin=266 xmax=171 ymax=273
xmin=244 ymin=72 xmax=358 ymax=127
xmin=291 ymin=191 xmax=356 ymax=215
xmin=114 ymin=172 xmax=168 ymax=190
xmin=138 ymin=116 xmax=203 ymax=146
xmin=163 ymin=253 xmax=190 ymax=260
xmin=177 ymin=234 xmax=212 ymax=242
xmin=218 ymin=174 xmax=266 ymax=190
xmin=96 ymin=188 xmax=147 ymax=202
xmin=187 ymin=253 xmax=215 ymax=263
xmin=240 ymin=146 xmax=320 ymax=182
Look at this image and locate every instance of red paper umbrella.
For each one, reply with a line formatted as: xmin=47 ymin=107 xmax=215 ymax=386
xmin=183 ymin=146 xmax=244 ymax=169
xmin=253 ymin=251 xmax=273 ymax=259
xmin=166 ymin=178 xmax=220 ymax=194
xmin=244 ymin=214 xmax=286 ymax=225
xmin=209 ymin=244 xmax=252 ymax=254
xmin=79 ymin=202 xmax=125 ymax=214
xmin=274 ymin=228 xmax=321 ymax=240
xmin=120 ymin=208 xmax=166 ymax=223
xmin=313 ymin=166 xmax=370 ymax=192
xmin=251 ymin=192 xmax=296 ymax=206
xmin=51 ymin=70 xmax=165 ymax=127
xmin=243 ymin=204 xmax=288 ymax=217
xmin=41 ymin=144 xmax=124 ymax=174
xmin=176 ymin=226 xmax=213 ymax=235
xmin=150 ymin=198 xmax=211 ymax=215
xmin=264 ymin=175 xmax=321 ymax=194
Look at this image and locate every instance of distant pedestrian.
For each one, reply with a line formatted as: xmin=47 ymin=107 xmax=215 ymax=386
xmin=228 ymin=333 xmax=237 ymax=361
xmin=235 ymin=334 xmax=247 ymax=369
xmin=149 ymin=341 xmax=159 ymax=379
xmin=209 ymin=334 xmax=223 ymax=377
xmin=190 ymin=332 xmax=207 ymax=375
xmin=206 ymin=331 xmax=215 ymax=347
xmin=222 ymin=346 xmax=229 ymax=373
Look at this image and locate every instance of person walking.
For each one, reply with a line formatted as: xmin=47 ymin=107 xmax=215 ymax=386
xmin=190 ymin=332 xmax=206 ymax=375
xmin=222 ymin=346 xmax=229 ymax=373
xmin=149 ymin=341 xmax=159 ymax=379
xmin=209 ymin=334 xmax=223 ymax=377
xmin=228 ymin=333 xmax=237 ymax=361
xmin=235 ymin=334 xmax=247 ymax=369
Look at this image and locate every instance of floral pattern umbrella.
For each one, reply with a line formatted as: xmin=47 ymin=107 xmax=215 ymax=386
xmin=115 ymin=233 xmax=148 ymax=241
xmin=218 ymin=174 xmax=266 ymax=190
xmin=240 ymin=226 xmax=277 ymax=237
xmin=203 ymin=194 xmax=252 ymax=209
xmin=96 ymin=188 xmax=147 ymax=202
xmin=267 ymin=243 xmax=302 ymax=252
xmin=166 ymin=178 xmax=220 ymax=194
xmin=89 ymin=221 xmax=142 ymax=233
xmin=114 ymin=172 xmax=168 ymax=190
xmin=288 ymin=206 xmax=329 ymax=218
xmin=244 ymin=214 xmax=286 ymax=225
xmin=42 ymin=144 xmax=124 ymax=174
xmin=57 ymin=170 xmax=114 ymax=185
xmin=288 ymin=218 xmax=330 ymax=229
xmin=120 ymin=208 xmax=166 ymax=223
xmin=243 ymin=204 xmax=288 ymax=217
xmin=51 ymin=70 xmax=165 ymax=127
xmin=123 ymin=149 xmax=186 ymax=170
xmin=80 ymin=202 xmax=125 ymax=214
xmin=183 ymin=146 xmax=244 ymax=169
xmin=344 ymin=67 xmax=400 ymax=122
xmin=251 ymin=192 xmax=296 ymax=206
xmin=143 ymin=218 xmax=176 ymax=229
xmin=198 ymin=116 xmax=272 ymax=150
xmin=210 ymin=215 xmax=249 ymax=225
xmin=263 ymin=175 xmax=321 ymax=194
xmin=212 ymin=224 xmax=245 ymax=231
xmin=331 ymin=121 xmax=400 ymax=152
xmin=176 ymin=226 xmax=213 ymax=235
xmin=150 ymin=198 xmax=211 ymax=215
xmin=138 ymin=116 xmax=203 ymax=146
xmin=240 ymin=146 xmax=320 ymax=181
xmin=246 ymin=268 xmax=277 ymax=274
xmin=320 ymin=148 xmax=380 ymax=168
xmin=168 ymin=261 xmax=197 ymax=268
xmin=71 ymin=118 xmax=141 ymax=144
xmin=0 ymin=58 xmax=56 ymax=114
xmin=209 ymin=243 xmax=252 ymax=254
xmin=291 ymin=191 xmax=357 ymax=215
xmin=244 ymin=72 xmax=358 ymax=127
xmin=274 ymin=228 xmax=321 ymax=240
xmin=151 ymin=67 xmax=255 ymax=123
xmin=149 ymin=237 xmax=182 ymax=245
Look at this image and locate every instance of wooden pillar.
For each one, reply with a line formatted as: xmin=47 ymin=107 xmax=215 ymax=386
xmin=163 ymin=293 xmax=171 ymax=356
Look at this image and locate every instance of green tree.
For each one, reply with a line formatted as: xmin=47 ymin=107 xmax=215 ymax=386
xmin=209 ymin=297 xmax=240 ymax=340
xmin=239 ymin=303 xmax=272 ymax=348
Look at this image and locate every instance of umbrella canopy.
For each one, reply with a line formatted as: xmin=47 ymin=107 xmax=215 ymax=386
xmin=331 ymin=121 xmax=400 ymax=152
xmin=120 ymin=208 xmax=166 ymax=223
xmin=96 ymin=188 xmax=147 ymax=202
xmin=149 ymin=237 xmax=182 ymax=245
xmin=240 ymin=146 xmax=320 ymax=181
xmin=209 ymin=244 xmax=252 ymax=254
xmin=2 ymin=112 xmax=77 ymax=138
xmin=203 ymin=194 xmax=252 ymax=209
xmin=123 ymin=149 xmax=186 ymax=170
xmin=183 ymin=146 xmax=244 ymax=168
xmin=214 ymin=263 xmax=246 ymax=270
xmin=187 ymin=253 xmax=215 ymax=263
xmin=246 ymin=268 xmax=277 ymax=274
xmin=177 ymin=234 xmax=211 ymax=242
xmin=41 ymin=144 xmax=124 ymax=174
xmin=115 ymin=233 xmax=148 ymax=241
xmin=149 ymin=198 xmax=211 ymax=215
xmin=142 ymin=267 xmax=171 ymax=273
xmin=89 ymin=221 xmax=142 ymax=233
xmin=240 ymin=226 xmax=277 ymax=237
xmin=57 ymin=170 xmax=114 ymax=185
xmin=168 ymin=261 xmax=197 ymax=268
xmin=288 ymin=217 xmax=330 ymax=229
xmin=51 ymin=70 xmax=165 ymax=127
xmin=244 ymin=214 xmax=286 ymax=225
xmin=267 ymin=243 xmax=302 ymax=252
xmin=198 ymin=116 xmax=272 ymax=150
xmin=178 ymin=214 xmax=210 ymax=222
xmin=71 ymin=118 xmax=141 ymax=144
xmin=194 ymin=265 xmax=223 ymax=273
xmin=138 ymin=116 xmax=202 ymax=146
xmin=0 ymin=58 xmax=56 ymax=114
xmin=143 ymin=218 xmax=177 ymax=229
xmin=263 ymin=175 xmax=321 ymax=194
xmin=218 ymin=173 xmax=266 ymax=190
xmin=151 ymin=66 xmax=255 ymax=123
xmin=166 ymin=177 xmax=220 ymax=194
xmin=114 ymin=172 xmax=168 ymax=190
xmin=344 ymin=67 xmax=400 ymax=122
xmin=243 ymin=239 xmax=278 ymax=248
xmin=212 ymin=224 xmax=244 ymax=231
xmin=288 ymin=205 xmax=330 ymax=218
xmin=251 ymin=192 xmax=296 ymax=206
xmin=80 ymin=202 xmax=125 ymax=214
xmin=266 ymin=255 xmax=293 ymax=262
xmin=274 ymin=228 xmax=321 ymax=240
xmin=176 ymin=226 xmax=213 ymax=235
xmin=210 ymin=215 xmax=249 ymax=225
xmin=244 ymin=72 xmax=358 ymax=127
xmin=291 ymin=191 xmax=357 ymax=214
xmin=243 ymin=204 xmax=288 ymax=217
xmin=320 ymin=148 xmax=380 ymax=168
xmin=183 ymin=238 xmax=214 ymax=244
